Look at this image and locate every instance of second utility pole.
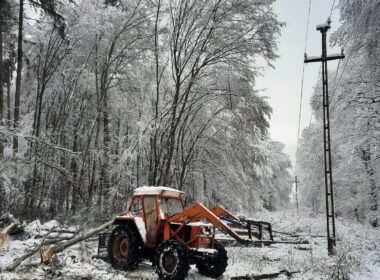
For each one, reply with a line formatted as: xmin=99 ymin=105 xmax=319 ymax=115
xmin=304 ymin=19 xmax=344 ymax=256
xmin=294 ymin=176 xmax=299 ymax=214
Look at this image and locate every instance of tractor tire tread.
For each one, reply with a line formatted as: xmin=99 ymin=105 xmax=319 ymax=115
xmin=196 ymin=241 xmax=228 ymax=278
xmin=154 ymin=239 xmax=190 ymax=280
xmin=107 ymin=225 xmax=141 ymax=271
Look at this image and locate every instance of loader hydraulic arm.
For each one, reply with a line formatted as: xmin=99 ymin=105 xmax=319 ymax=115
xmin=168 ymin=203 xmax=249 ymax=244
xmin=210 ymin=205 xmax=240 ymax=221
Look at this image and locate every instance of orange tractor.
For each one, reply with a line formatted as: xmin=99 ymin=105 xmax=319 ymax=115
xmin=99 ymin=186 xmax=275 ymax=279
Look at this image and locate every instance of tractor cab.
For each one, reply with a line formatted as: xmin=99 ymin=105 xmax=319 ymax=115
xmin=128 ymin=186 xmax=185 ymax=216
xmin=124 ymin=186 xmax=186 ymax=247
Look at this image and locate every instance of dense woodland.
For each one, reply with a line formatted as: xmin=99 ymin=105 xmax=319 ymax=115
xmin=0 ymin=0 xmax=378 ymax=229
xmin=296 ymin=0 xmax=380 ymax=227
xmin=0 ymin=0 xmax=292 ymax=221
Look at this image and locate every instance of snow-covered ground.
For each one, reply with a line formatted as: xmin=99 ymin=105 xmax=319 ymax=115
xmin=1 ymin=209 xmax=379 ymax=279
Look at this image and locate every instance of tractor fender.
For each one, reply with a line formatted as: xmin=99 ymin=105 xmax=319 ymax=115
xmin=113 ymin=216 xmax=146 ymax=244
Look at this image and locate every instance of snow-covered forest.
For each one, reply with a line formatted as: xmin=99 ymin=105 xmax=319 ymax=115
xmin=0 ymin=0 xmax=379 ymax=279
xmin=0 ymin=0 xmax=291 ymax=220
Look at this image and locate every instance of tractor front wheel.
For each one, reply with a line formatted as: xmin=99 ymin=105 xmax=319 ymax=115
xmin=107 ymin=225 xmax=140 ymax=270
xmin=196 ymin=241 xmax=228 ymax=278
xmin=154 ymin=240 xmax=190 ymax=280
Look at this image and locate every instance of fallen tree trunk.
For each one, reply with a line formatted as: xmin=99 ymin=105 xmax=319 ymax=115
xmin=36 ymin=228 xmax=78 ymax=237
xmin=35 ymin=228 xmax=80 ymax=240
xmin=272 ymin=230 xmax=325 ymax=238
xmin=40 ymin=218 xmax=115 ymax=263
xmin=231 ymin=270 xmax=299 ymax=279
xmin=0 ymin=223 xmax=18 ymax=251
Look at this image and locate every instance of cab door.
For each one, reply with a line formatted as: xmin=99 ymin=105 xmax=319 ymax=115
xmin=143 ymin=196 xmax=158 ymax=246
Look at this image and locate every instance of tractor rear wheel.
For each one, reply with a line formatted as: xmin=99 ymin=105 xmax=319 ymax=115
xmin=154 ymin=240 xmax=190 ymax=280
xmin=107 ymin=225 xmax=140 ymax=270
xmin=196 ymin=241 xmax=228 ymax=278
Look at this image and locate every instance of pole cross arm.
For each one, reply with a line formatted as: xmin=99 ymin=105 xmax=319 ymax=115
xmin=304 ymin=54 xmax=322 ymax=63
xmin=326 ymin=53 xmax=345 ymax=61
xmin=305 ymin=52 xmax=345 ymax=64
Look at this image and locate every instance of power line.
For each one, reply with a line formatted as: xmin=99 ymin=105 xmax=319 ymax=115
xmin=300 ymin=67 xmax=319 ymax=206
xmin=329 ymin=0 xmax=336 ymax=19
xmin=295 ymin=0 xmax=312 ymax=170
xmin=302 ymin=158 xmax=317 ymax=205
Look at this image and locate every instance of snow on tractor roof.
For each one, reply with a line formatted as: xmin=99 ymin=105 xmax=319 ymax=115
xmin=134 ymin=186 xmax=184 ymax=197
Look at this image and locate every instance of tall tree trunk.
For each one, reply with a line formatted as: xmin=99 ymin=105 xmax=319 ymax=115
xmin=0 ymin=21 xmax=4 ymax=159
xmin=99 ymin=97 xmax=110 ymax=211
xmin=6 ymin=79 xmax=10 ymax=129
xmin=136 ymin=123 xmax=142 ymax=188
xmin=70 ymin=130 xmax=79 ymax=214
xmin=13 ymin=0 xmax=23 ymax=155
xmin=362 ymin=147 xmax=378 ymax=227
xmin=26 ymin=163 xmax=38 ymax=208
xmin=203 ymin=171 xmax=207 ymax=206
xmin=88 ymin=37 xmax=100 ymax=206
xmin=0 ymin=16 xmax=4 ymax=215
xmin=161 ymin=86 xmax=180 ymax=186
xmin=150 ymin=0 xmax=161 ymax=186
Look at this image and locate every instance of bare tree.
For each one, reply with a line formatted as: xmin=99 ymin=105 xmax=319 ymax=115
xmin=13 ymin=0 xmax=24 ymax=155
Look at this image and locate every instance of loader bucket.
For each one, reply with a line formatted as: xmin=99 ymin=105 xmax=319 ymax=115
xmin=210 ymin=205 xmax=273 ymax=241
xmin=219 ymin=216 xmax=274 ymax=241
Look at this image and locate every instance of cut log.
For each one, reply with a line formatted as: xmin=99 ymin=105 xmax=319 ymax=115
xmin=0 ymin=223 xmax=18 ymax=251
xmin=40 ymin=218 xmax=115 ymax=263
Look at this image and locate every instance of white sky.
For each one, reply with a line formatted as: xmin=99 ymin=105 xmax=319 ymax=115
xmin=257 ymin=0 xmax=341 ymax=172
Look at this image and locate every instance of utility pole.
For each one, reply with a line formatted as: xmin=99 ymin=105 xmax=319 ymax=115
xmin=294 ymin=176 xmax=299 ymax=213
xmin=304 ymin=19 xmax=344 ymax=256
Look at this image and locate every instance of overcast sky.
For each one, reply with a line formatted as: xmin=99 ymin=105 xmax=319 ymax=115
xmin=256 ymin=0 xmax=341 ymax=172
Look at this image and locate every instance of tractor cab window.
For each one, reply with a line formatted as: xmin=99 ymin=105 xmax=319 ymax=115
xmin=159 ymin=198 xmax=183 ymax=217
xmin=130 ymin=197 xmax=143 ymax=216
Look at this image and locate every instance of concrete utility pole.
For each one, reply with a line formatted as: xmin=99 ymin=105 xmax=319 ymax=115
xmin=294 ymin=176 xmax=299 ymax=213
xmin=304 ymin=19 xmax=344 ymax=256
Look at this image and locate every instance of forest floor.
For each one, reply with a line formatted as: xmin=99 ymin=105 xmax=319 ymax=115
xmin=0 ymin=209 xmax=379 ymax=280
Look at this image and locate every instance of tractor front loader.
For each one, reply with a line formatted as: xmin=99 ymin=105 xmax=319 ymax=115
xmin=210 ymin=205 xmax=274 ymax=241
